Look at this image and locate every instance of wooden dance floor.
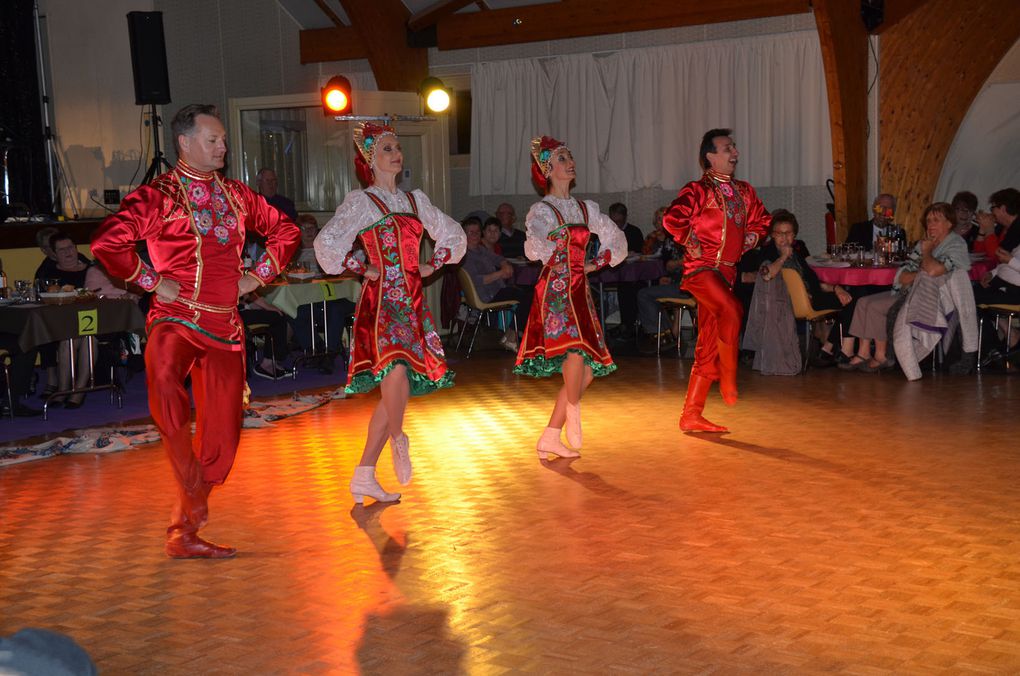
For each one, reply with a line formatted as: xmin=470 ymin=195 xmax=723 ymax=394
xmin=3 ymin=353 xmax=1020 ymax=673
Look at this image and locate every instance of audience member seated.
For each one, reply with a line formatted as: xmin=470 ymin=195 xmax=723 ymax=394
xmin=37 ymin=232 xmax=93 ymax=408
xmin=256 ymin=167 xmax=298 ymax=221
xmin=608 ymin=202 xmax=644 ymax=253
xmin=842 ymin=202 xmax=972 ymax=374
xmin=291 ymin=214 xmax=322 ymax=274
xmin=606 ymin=202 xmax=644 ymax=339
xmin=636 ymin=207 xmax=687 ymax=350
xmin=460 ymin=219 xmax=532 ymax=351
xmin=892 ymin=202 xmax=977 ymax=379
xmin=482 ymin=217 xmax=503 ymax=255
xmin=495 ymin=202 xmax=526 ymax=258
xmin=642 ymin=207 xmax=669 ymax=256
xmin=33 ymin=225 xmax=89 ymax=281
xmin=240 ymin=294 xmax=293 ymax=379
xmin=975 ymin=188 xmax=1020 ymax=260
xmin=744 ymin=210 xmax=854 ymax=373
xmin=845 ymin=193 xmax=906 ymax=251
xmin=974 ymin=210 xmax=1020 ymax=363
xmin=952 ymin=191 xmax=983 ymax=252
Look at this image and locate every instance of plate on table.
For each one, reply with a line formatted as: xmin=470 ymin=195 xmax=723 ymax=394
xmin=286 ymin=271 xmax=318 ymax=280
xmin=811 ymin=260 xmax=851 ymax=268
xmin=507 ymin=258 xmax=531 ymax=266
xmin=625 ymin=253 xmax=641 ymax=263
xmin=39 ymin=291 xmax=80 ymax=304
xmin=970 ymin=253 xmax=987 ymax=261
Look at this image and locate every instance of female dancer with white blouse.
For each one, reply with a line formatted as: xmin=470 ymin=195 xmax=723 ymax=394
xmin=514 ymin=136 xmax=627 ymax=459
xmin=315 ymin=122 xmax=466 ymax=503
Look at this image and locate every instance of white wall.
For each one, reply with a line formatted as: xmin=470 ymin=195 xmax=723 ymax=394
xmin=41 ymin=0 xmax=376 ymax=218
xmin=40 ymin=0 xmax=155 ymax=218
xmin=935 ymin=37 xmax=1020 ymax=207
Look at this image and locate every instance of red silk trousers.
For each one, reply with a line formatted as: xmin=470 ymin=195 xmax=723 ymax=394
xmin=145 ymin=322 xmax=245 ymax=535
xmin=682 ymin=271 xmax=743 ymax=382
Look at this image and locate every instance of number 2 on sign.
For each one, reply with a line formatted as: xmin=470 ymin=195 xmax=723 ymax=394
xmin=78 ymin=309 xmax=98 ymax=335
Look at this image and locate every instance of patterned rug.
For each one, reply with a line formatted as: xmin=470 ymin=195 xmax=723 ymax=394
xmin=0 ymin=389 xmax=347 ymax=468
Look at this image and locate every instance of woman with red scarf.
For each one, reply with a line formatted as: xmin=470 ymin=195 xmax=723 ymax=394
xmin=315 ymin=123 xmax=465 ymax=504
xmin=514 ymin=136 xmax=626 ymax=460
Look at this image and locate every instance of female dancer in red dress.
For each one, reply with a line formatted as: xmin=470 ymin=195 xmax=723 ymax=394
xmin=515 ymin=136 xmax=627 ymax=459
xmin=315 ymin=123 xmax=465 ymax=503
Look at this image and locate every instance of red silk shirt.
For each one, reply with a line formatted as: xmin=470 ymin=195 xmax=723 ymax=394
xmin=664 ymin=171 xmax=771 ymax=286
xmin=91 ymin=162 xmax=300 ymax=347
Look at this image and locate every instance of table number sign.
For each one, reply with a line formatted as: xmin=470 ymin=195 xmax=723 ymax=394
xmin=77 ymin=308 xmax=99 ymax=336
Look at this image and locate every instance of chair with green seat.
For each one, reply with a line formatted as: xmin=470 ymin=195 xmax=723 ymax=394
xmin=780 ymin=268 xmax=842 ymax=373
xmin=455 ymin=267 xmax=519 ymax=357
xmin=653 ymin=297 xmax=698 ymax=356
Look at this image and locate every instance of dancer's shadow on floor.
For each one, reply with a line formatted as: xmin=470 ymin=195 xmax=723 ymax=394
xmin=356 ymin=603 xmax=467 ymax=675
xmin=698 ymin=436 xmax=877 ymax=482
xmin=540 ymin=457 xmax=662 ymax=503
xmin=350 ymin=503 xmax=406 ymax=579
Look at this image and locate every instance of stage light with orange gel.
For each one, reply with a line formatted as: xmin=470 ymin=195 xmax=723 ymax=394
xmin=322 ymin=76 xmax=352 ymax=116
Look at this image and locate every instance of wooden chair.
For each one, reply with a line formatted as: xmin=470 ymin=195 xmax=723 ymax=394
xmin=977 ymin=303 xmax=1020 ymax=370
xmin=654 ymin=297 xmax=698 ymax=356
xmin=455 ymin=267 xmax=519 ymax=357
xmin=780 ymin=268 xmax=841 ymax=373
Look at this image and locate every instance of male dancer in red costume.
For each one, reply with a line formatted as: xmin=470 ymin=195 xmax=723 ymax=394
xmin=92 ymin=104 xmax=300 ymax=558
xmin=664 ymin=129 xmax=770 ymax=433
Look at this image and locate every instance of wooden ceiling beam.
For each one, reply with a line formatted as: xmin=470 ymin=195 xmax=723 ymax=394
xmin=435 ymin=0 xmax=807 ymax=49
xmin=338 ymin=0 xmax=428 ymax=92
xmin=813 ymin=0 xmax=870 ymax=238
xmin=299 ymin=26 xmax=368 ymax=63
xmin=872 ymin=0 xmax=933 ymax=34
xmin=408 ymin=0 xmax=478 ymax=32
xmin=312 ymin=0 xmax=346 ymax=28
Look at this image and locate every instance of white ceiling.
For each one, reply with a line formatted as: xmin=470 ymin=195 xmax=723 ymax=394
xmin=278 ymin=0 xmax=560 ymax=31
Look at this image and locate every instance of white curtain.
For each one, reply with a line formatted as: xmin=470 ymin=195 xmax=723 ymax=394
xmin=470 ymin=31 xmax=832 ymax=195
xmin=936 ymin=82 xmax=1020 ymax=205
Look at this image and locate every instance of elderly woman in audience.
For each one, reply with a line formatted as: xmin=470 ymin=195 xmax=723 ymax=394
xmin=38 ymin=233 xmax=93 ymax=407
xmin=754 ymin=210 xmax=856 ymax=365
xmin=892 ymin=202 xmax=976 ymax=378
xmin=842 ymin=203 xmax=972 ymax=374
xmin=460 ymin=219 xmax=531 ymax=350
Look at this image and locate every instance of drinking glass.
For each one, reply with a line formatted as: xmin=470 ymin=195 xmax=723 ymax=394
xmin=15 ymin=279 xmax=29 ymax=300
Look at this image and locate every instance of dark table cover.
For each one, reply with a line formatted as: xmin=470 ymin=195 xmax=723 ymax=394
xmin=0 ymin=298 xmax=145 ymax=352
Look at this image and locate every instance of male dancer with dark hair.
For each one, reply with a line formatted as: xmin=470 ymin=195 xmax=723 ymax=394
xmin=664 ymin=129 xmax=770 ymax=433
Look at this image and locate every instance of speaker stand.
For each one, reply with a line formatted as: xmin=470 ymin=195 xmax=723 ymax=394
xmin=141 ymin=103 xmax=173 ymax=185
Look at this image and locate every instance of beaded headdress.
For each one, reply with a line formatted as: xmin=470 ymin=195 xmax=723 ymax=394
xmin=529 ymin=135 xmax=568 ymax=178
xmin=353 ymin=122 xmax=397 ymax=168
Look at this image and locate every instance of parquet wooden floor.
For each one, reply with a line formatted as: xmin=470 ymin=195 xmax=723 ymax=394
xmin=2 ymin=353 xmax=1020 ymax=674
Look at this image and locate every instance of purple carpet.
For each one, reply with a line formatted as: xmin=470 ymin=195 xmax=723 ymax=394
xmin=1 ymin=363 xmax=346 ymax=446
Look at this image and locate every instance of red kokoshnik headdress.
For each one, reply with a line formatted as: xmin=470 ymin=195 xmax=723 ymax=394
xmin=530 ymin=135 xmax=568 ymax=192
xmin=353 ymin=122 xmax=398 ymax=186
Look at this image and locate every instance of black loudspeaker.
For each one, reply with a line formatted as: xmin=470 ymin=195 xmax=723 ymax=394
xmin=126 ymin=11 xmax=171 ymax=105
xmin=861 ymin=0 xmax=884 ymax=32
